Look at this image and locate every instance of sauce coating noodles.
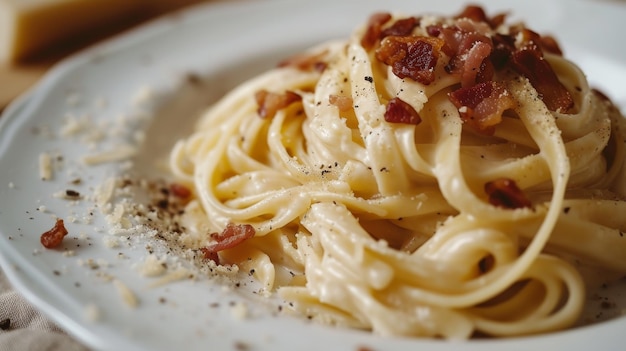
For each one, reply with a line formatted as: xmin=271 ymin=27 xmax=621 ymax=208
xmin=169 ymin=6 xmax=626 ymax=338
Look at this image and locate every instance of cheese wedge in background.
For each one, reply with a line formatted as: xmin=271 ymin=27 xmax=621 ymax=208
xmin=0 ymin=0 xmax=210 ymax=110
xmin=0 ymin=0 xmax=211 ymax=63
xmin=0 ymin=0 xmax=147 ymax=63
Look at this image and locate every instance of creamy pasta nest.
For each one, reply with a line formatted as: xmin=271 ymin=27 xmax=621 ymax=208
xmin=168 ymin=5 xmax=626 ymax=339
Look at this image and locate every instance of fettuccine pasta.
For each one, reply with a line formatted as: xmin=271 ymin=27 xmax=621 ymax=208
xmin=168 ymin=5 xmax=626 ymax=338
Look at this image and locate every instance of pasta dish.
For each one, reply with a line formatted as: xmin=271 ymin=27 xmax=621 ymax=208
xmin=168 ymin=5 xmax=626 ymax=338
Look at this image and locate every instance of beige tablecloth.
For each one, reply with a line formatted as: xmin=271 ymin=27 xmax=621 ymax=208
xmin=0 ymin=270 xmax=90 ymax=351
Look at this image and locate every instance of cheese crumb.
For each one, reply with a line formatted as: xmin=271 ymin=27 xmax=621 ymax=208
xmin=113 ymin=279 xmax=139 ymax=308
xmin=230 ymin=302 xmax=249 ymax=320
xmin=39 ymin=152 xmax=53 ymax=181
xmin=137 ymin=254 xmax=167 ymax=278
xmin=95 ymin=178 xmax=116 ymax=210
xmin=82 ymin=144 xmax=138 ymax=165
xmin=102 ymin=235 xmax=120 ymax=248
xmin=83 ymin=303 xmax=101 ymax=322
xmin=148 ymin=268 xmax=193 ymax=288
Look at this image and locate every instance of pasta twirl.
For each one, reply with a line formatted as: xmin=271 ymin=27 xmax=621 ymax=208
xmin=168 ymin=5 xmax=626 ymax=338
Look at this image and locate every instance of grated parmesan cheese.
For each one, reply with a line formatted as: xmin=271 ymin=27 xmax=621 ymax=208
xmin=136 ymin=254 xmax=167 ymax=278
xmin=113 ymin=279 xmax=139 ymax=308
xmin=148 ymin=268 xmax=193 ymax=288
xmin=102 ymin=235 xmax=120 ymax=249
xmin=94 ymin=178 xmax=116 ymax=211
xmin=230 ymin=302 xmax=249 ymax=320
xmin=39 ymin=152 xmax=53 ymax=181
xmin=83 ymin=303 xmax=101 ymax=322
xmin=81 ymin=144 xmax=138 ymax=165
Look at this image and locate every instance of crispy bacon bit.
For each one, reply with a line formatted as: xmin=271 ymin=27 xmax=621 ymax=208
xmin=538 ymin=35 xmax=563 ymax=56
xmin=255 ymin=90 xmax=302 ymax=119
xmin=490 ymin=33 xmax=516 ymax=69
xmin=485 ymin=178 xmax=532 ymax=209
xmin=329 ymin=94 xmax=354 ymax=112
xmin=448 ymin=81 xmax=515 ymax=133
xmin=510 ymin=42 xmax=573 ymax=112
xmin=40 ymin=219 xmax=68 ymax=249
xmin=426 ymin=25 xmax=441 ymax=37
xmin=461 ymin=40 xmax=493 ymax=87
xmin=278 ymin=50 xmax=328 ymax=72
xmin=455 ymin=5 xmax=489 ymax=23
xmin=376 ymin=36 xmax=444 ymax=85
xmin=437 ymin=27 xmax=494 ymax=86
xmin=170 ymin=183 xmax=191 ymax=199
xmin=517 ymin=29 xmax=563 ymax=56
xmin=455 ymin=5 xmax=506 ymax=29
xmin=381 ymin=16 xmax=419 ymax=38
xmin=384 ymin=97 xmax=421 ymax=125
xmin=361 ymin=12 xmax=392 ymax=50
xmin=200 ymin=223 xmax=256 ymax=263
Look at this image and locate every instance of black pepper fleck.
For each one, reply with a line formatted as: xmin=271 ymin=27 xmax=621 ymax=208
xmin=65 ymin=189 xmax=80 ymax=198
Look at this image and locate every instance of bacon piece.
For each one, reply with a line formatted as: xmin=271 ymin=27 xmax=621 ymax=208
xmin=361 ymin=12 xmax=392 ymax=50
xmin=435 ymin=24 xmax=494 ymax=86
xmin=517 ymin=28 xmax=563 ymax=56
xmin=381 ymin=16 xmax=419 ymax=38
xmin=170 ymin=183 xmax=191 ymax=199
xmin=278 ymin=50 xmax=328 ymax=72
xmin=455 ymin=5 xmax=507 ymax=29
xmin=484 ymin=178 xmax=532 ymax=209
xmin=538 ymin=35 xmax=563 ymax=56
xmin=455 ymin=5 xmax=490 ymax=23
xmin=40 ymin=219 xmax=68 ymax=249
xmin=460 ymin=40 xmax=493 ymax=87
xmin=329 ymin=94 xmax=353 ymax=112
xmin=384 ymin=97 xmax=422 ymax=125
xmin=255 ymin=90 xmax=302 ymax=119
xmin=490 ymin=33 xmax=516 ymax=69
xmin=510 ymin=42 xmax=573 ymax=112
xmin=200 ymin=223 xmax=256 ymax=263
xmin=426 ymin=25 xmax=442 ymax=37
xmin=376 ymin=36 xmax=444 ymax=85
xmin=448 ymin=81 xmax=515 ymax=133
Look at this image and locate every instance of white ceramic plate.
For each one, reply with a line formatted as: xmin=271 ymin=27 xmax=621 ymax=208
xmin=1 ymin=0 xmax=625 ymax=350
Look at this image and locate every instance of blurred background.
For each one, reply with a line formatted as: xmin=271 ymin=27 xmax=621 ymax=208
xmin=0 ymin=0 xmax=222 ymax=112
